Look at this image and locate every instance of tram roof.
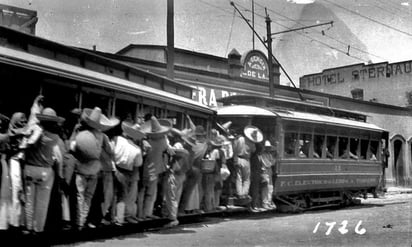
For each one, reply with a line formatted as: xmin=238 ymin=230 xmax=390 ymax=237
xmin=218 ymin=94 xmax=368 ymax=121
xmin=218 ymin=105 xmax=385 ymax=132
xmin=0 ymin=46 xmax=215 ymax=115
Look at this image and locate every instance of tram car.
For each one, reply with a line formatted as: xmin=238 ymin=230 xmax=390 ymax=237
xmin=217 ymin=95 xmax=388 ymax=212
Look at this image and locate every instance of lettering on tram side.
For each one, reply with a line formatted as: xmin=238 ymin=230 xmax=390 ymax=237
xmin=279 ymin=178 xmax=377 ymax=187
xmin=313 ymin=220 xmax=366 ymax=235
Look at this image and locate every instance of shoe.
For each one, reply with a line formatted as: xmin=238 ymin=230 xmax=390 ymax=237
xmin=249 ymin=207 xmax=258 ymax=213
xmin=145 ymin=215 xmax=161 ymax=220
xmin=87 ymin=222 xmax=96 ymax=229
xmin=164 ymin=220 xmax=179 ymax=228
xmin=125 ymin=217 xmax=139 ymax=224
xmin=193 ymin=209 xmax=205 ymax=214
xmin=101 ymin=219 xmax=112 ymax=226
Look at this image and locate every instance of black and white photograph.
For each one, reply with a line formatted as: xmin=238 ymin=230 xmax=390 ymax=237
xmin=0 ymin=0 xmax=411 ymax=246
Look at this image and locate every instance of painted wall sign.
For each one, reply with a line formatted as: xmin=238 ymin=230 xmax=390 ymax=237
xmin=300 ymin=61 xmax=412 ymax=89
xmin=192 ymin=86 xmax=237 ymax=107
xmin=240 ymin=50 xmax=269 ymax=81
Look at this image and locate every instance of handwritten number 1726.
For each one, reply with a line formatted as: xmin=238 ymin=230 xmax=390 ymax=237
xmin=313 ymin=220 xmax=366 ymax=235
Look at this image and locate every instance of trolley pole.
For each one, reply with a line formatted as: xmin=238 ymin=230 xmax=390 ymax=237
xmin=266 ymin=14 xmax=274 ymax=97
xmin=167 ymin=0 xmax=175 ymax=79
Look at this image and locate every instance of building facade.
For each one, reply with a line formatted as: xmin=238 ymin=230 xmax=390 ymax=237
xmin=94 ymin=45 xmax=412 ymax=187
xmin=299 ymin=60 xmax=412 ymax=107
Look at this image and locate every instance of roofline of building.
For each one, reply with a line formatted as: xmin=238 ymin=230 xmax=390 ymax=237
xmin=90 ymin=49 xmax=272 ymax=88
xmin=301 ymin=59 xmax=412 ymax=78
xmin=0 ymin=26 xmax=194 ymax=92
xmin=117 ymin=44 xmax=229 ymax=63
xmin=99 ymin=48 xmax=410 ymax=112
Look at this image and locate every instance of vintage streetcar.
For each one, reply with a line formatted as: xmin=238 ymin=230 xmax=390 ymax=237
xmin=218 ymin=94 xmax=388 ymax=212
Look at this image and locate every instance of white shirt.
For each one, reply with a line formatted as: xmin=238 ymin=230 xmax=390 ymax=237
xmin=113 ymin=136 xmax=143 ymax=171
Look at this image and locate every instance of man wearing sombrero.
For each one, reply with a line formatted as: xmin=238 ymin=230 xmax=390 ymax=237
xmin=138 ymin=116 xmax=171 ymax=219
xmin=23 ymin=106 xmax=65 ymax=233
xmin=232 ymin=125 xmax=263 ymax=201
xmin=112 ymin=121 xmax=144 ymax=225
xmin=70 ymin=107 xmax=118 ymax=230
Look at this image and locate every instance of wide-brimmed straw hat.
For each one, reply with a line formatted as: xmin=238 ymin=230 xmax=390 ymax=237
xmin=244 ymin=125 xmax=263 ymax=143
xmin=210 ymin=135 xmax=225 ymax=147
xmin=81 ymin=107 xmax=119 ymax=131
xmin=216 ymin=121 xmax=232 ymax=134
xmin=0 ymin=113 xmax=9 ymax=122
xmin=36 ymin=108 xmax=65 ymax=123
xmin=8 ymin=112 xmax=27 ymax=136
xmin=121 ymin=121 xmax=145 ymax=141
xmin=171 ymin=128 xmax=196 ymax=147
xmin=194 ymin=125 xmax=207 ymax=136
xmin=141 ymin=116 xmax=171 ymax=138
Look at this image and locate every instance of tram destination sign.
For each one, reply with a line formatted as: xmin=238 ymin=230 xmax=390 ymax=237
xmin=240 ymin=50 xmax=269 ymax=81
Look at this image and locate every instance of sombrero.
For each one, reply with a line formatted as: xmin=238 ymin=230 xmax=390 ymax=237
xmin=171 ymin=127 xmax=196 ymax=147
xmin=70 ymin=108 xmax=82 ymax=116
xmin=210 ymin=135 xmax=225 ymax=147
xmin=81 ymin=107 xmax=119 ymax=131
xmin=158 ymin=118 xmax=173 ymax=129
xmin=8 ymin=112 xmax=27 ymax=136
xmin=216 ymin=121 xmax=232 ymax=135
xmin=121 ymin=121 xmax=145 ymax=141
xmin=244 ymin=125 xmax=263 ymax=143
xmin=36 ymin=108 xmax=65 ymax=123
xmin=194 ymin=125 xmax=207 ymax=136
xmin=141 ymin=116 xmax=171 ymax=138
xmin=0 ymin=113 xmax=9 ymax=122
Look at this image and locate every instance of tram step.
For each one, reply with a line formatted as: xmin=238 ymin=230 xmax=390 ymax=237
xmin=310 ymin=196 xmax=342 ymax=203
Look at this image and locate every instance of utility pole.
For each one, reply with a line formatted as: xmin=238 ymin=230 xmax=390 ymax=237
xmin=266 ymin=13 xmax=274 ymax=97
xmin=167 ymin=0 xmax=174 ymax=79
xmin=252 ymin=0 xmax=255 ymax=50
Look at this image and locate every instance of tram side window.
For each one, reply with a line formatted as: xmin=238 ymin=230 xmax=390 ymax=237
xmin=313 ymin=135 xmax=324 ymax=159
xmin=360 ymin=139 xmax=369 ymax=160
xmin=350 ymin=138 xmax=360 ymax=159
xmin=299 ymin=134 xmax=312 ymax=158
xmin=368 ymin=140 xmax=379 ymax=161
xmin=339 ymin=137 xmax=358 ymax=159
xmin=284 ymin=132 xmax=297 ymax=157
xmin=326 ymin=136 xmax=337 ymax=159
xmin=338 ymin=137 xmax=348 ymax=158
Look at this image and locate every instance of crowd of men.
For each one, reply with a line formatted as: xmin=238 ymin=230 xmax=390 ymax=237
xmin=0 ymin=96 xmax=277 ymax=235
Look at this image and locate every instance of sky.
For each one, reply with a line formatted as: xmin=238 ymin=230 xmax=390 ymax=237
xmin=3 ymin=0 xmax=412 ymax=85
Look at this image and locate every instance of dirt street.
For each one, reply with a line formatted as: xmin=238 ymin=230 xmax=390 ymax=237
xmin=68 ymin=193 xmax=412 ymax=247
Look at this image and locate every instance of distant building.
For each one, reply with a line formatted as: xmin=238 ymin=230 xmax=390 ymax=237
xmin=299 ymin=60 xmax=412 ymax=107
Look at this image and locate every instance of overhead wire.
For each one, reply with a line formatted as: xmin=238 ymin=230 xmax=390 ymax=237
xmin=245 ymin=1 xmax=370 ymax=63
xmin=253 ymin=1 xmax=387 ymax=61
xmin=321 ymin=0 xmax=412 ymax=37
xmin=198 ymin=0 xmax=266 ymax=29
